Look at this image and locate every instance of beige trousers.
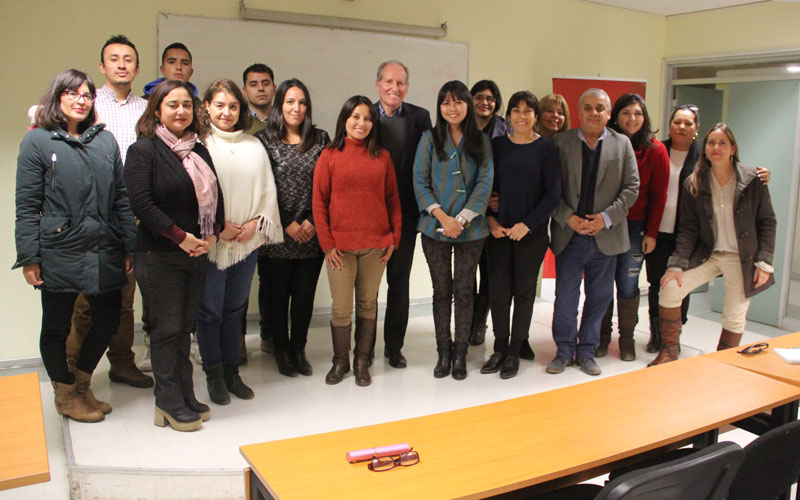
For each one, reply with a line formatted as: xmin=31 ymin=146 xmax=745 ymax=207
xmin=659 ymin=251 xmax=750 ymax=333
xmin=327 ymin=248 xmax=386 ymax=327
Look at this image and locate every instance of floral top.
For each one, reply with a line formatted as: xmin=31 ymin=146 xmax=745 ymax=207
xmin=256 ymin=128 xmax=329 ymax=259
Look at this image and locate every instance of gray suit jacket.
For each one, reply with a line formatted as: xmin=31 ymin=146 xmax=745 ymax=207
xmin=550 ymin=128 xmax=639 ymax=256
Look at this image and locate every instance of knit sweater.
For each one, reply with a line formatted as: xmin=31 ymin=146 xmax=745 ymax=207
xmin=203 ymin=125 xmax=283 ymax=269
xmin=628 ymin=138 xmax=669 ymax=238
xmin=312 ymin=137 xmax=402 ymax=253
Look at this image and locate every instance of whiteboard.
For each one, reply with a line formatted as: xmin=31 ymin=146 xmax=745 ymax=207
xmin=157 ymin=13 xmax=468 ymax=134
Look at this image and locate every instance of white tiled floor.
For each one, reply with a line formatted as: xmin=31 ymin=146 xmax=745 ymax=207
xmin=1 ymin=292 xmax=797 ymax=500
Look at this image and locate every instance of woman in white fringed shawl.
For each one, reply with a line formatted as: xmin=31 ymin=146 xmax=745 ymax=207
xmin=195 ymin=79 xmax=282 ymax=406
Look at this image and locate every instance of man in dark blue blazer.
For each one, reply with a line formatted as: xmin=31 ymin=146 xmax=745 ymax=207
xmin=373 ymin=60 xmax=432 ymax=368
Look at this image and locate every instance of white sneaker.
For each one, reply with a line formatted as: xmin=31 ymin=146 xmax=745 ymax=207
xmin=137 ymin=334 xmax=152 ymax=372
xmin=190 ymin=333 xmax=203 ymax=365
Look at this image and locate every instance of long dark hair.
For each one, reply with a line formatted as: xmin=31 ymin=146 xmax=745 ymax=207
xmin=609 ymin=93 xmax=654 ymax=150
xmin=265 ymin=79 xmax=318 ymax=152
xmin=327 ymin=95 xmax=382 ymax=158
xmin=687 ymin=123 xmax=740 ymax=197
xmin=432 ymin=81 xmax=484 ymax=164
xmin=200 ymin=78 xmax=252 ymax=137
xmin=35 ymin=69 xmax=97 ymax=133
xmin=136 ymin=80 xmax=205 ymax=138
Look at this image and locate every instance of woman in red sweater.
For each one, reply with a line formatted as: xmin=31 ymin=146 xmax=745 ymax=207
xmin=596 ymin=94 xmax=669 ymax=361
xmin=312 ymin=95 xmax=402 ymax=387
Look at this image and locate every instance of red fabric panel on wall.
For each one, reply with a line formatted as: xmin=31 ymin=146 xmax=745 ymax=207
xmin=552 ymin=78 xmax=646 ymax=129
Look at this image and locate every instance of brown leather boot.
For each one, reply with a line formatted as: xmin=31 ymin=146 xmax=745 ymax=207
xmin=648 ymin=306 xmax=682 ymax=367
xmin=617 ymin=295 xmax=640 ymax=361
xmin=595 ymin=299 xmax=614 ymax=358
xmin=325 ymin=323 xmax=351 ymax=385
xmin=353 ymin=317 xmax=375 ymax=387
xmin=717 ymin=329 xmax=743 ymax=351
xmin=52 ymin=380 xmax=104 ymax=423
xmin=75 ymin=369 xmax=112 ymax=415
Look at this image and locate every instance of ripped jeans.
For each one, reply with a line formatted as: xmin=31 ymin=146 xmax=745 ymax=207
xmin=613 ymin=219 xmax=645 ymax=299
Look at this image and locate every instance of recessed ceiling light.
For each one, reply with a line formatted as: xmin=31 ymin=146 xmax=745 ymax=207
xmin=788 ymin=65 xmax=800 ymax=73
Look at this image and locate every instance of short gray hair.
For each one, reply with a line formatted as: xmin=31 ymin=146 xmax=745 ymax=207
xmin=376 ymin=60 xmax=410 ymax=83
xmin=578 ymin=88 xmax=611 ymax=109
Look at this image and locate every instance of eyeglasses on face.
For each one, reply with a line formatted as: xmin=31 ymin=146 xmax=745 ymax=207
xmin=62 ymin=90 xmax=94 ymax=103
xmin=737 ymin=342 xmax=769 ymax=355
xmin=473 ymin=95 xmax=496 ymax=104
xmin=368 ymin=450 xmax=420 ymax=472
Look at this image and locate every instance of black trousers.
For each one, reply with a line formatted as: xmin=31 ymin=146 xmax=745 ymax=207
xmin=135 ymin=251 xmax=207 ymax=411
xmin=259 ymin=255 xmax=324 ymax=354
xmin=645 ymin=232 xmax=690 ymax=324
xmin=486 ymin=230 xmax=549 ymax=352
xmin=383 ymin=213 xmax=419 ymax=355
xmin=40 ymin=289 xmax=121 ymax=383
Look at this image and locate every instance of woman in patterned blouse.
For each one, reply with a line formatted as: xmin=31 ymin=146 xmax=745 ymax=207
xmin=255 ymin=79 xmax=329 ymax=378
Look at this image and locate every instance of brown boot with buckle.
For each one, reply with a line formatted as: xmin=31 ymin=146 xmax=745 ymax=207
xmin=648 ymin=306 xmax=682 ymax=366
xmin=717 ymin=329 xmax=743 ymax=351
xmin=617 ymin=295 xmax=640 ymax=361
xmin=325 ymin=323 xmax=351 ymax=385
xmin=353 ymin=317 xmax=375 ymax=387
xmin=75 ymin=369 xmax=112 ymax=415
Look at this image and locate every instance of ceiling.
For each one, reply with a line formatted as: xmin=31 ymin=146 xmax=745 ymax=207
xmin=581 ymin=0 xmax=799 ymax=16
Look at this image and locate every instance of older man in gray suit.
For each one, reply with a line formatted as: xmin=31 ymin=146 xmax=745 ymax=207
xmin=547 ymin=88 xmax=639 ymax=376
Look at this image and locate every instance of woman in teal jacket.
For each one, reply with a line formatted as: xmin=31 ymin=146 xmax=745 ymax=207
xmin=14 ymin=69 xmax=137 ymax=423
xmin=413 ymin=80 xmax=493 ymax=381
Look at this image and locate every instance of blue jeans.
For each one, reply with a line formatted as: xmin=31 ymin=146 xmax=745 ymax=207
xmin=196 ymin=251 xmax=259 ymax=367
xmin=613 ymin=220 xmax=645 ymax=299
xmin=552 ymin=235 xmax=616 ymax=360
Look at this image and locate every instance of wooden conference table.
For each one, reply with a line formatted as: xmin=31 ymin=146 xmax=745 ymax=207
xmin=240 ymin=355 xmax=800 ymax=500
xmin=0 ymin=372 xmax=50 ymax=491
xmin=705 ymin=331 xmax=800 ymax=388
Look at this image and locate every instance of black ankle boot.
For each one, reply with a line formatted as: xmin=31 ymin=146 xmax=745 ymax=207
xmin=224 ymin=364 xmax=254 ymax=400
xmin=433 ymin=340 xmax=452 ymax=378
xmin=203 ymin=363 xmax=230 ymax=406
xmin=451 ymin=342 xmax=468 ymax=380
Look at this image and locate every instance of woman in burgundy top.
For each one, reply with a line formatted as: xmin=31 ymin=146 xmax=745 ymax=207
xmin=596 ymin=94 xmax=669 ymax=361
xmin=312 ymin=95 xmax=401 ymax=387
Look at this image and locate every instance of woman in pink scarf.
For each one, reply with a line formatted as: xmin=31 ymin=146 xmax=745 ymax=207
xmin=125 ymin=80 xmax=225 ymax=432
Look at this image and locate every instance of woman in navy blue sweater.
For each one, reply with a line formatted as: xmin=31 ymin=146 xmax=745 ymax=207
xmin=481 ymin=91 xmax=561 ymax=379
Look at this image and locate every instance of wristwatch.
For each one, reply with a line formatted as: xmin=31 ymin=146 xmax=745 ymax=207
xmin=455 ymin=214 xmax=470 ymax=228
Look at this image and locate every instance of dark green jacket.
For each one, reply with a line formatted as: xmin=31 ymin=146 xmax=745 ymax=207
xmin=14 ymin=125 xmax=137 ymax=294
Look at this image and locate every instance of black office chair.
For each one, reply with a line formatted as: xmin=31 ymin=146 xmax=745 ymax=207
xmin=726 ymin=418 xmax=800 ymax=500
xmin=606 ymin=419 xmax=800 ymax=500
xmin=529 ymin=441 xmax=744 ymax=500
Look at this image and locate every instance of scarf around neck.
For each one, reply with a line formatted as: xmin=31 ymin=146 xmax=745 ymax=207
xmin=155 ymin=124 xmax=218 ymax=238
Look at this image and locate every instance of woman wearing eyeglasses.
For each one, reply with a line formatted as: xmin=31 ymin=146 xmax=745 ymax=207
xmin=651 ymin=123 xmax=776 ymax=365
xmin=14 ymin=69 xmax=137 ymax=423
xmin=467 ymin=80 xmax=508 ymax=352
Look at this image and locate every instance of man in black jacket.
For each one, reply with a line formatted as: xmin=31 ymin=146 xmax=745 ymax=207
xmin=373 ymin=60 xmax=431 ymax=368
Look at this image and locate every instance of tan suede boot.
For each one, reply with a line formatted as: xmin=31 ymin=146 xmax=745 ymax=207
xmin=648 ymin=306 xmax=682 ymax=367
xmin=717 ymin=329 xmax=743 ymax=351
xmin=52 ymin=380 xmax=104 ymax=423
xmin=75 ymin=369 xmax=112 ymax=415
xmin=617 ymin=295 xmax=640 ymax=361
